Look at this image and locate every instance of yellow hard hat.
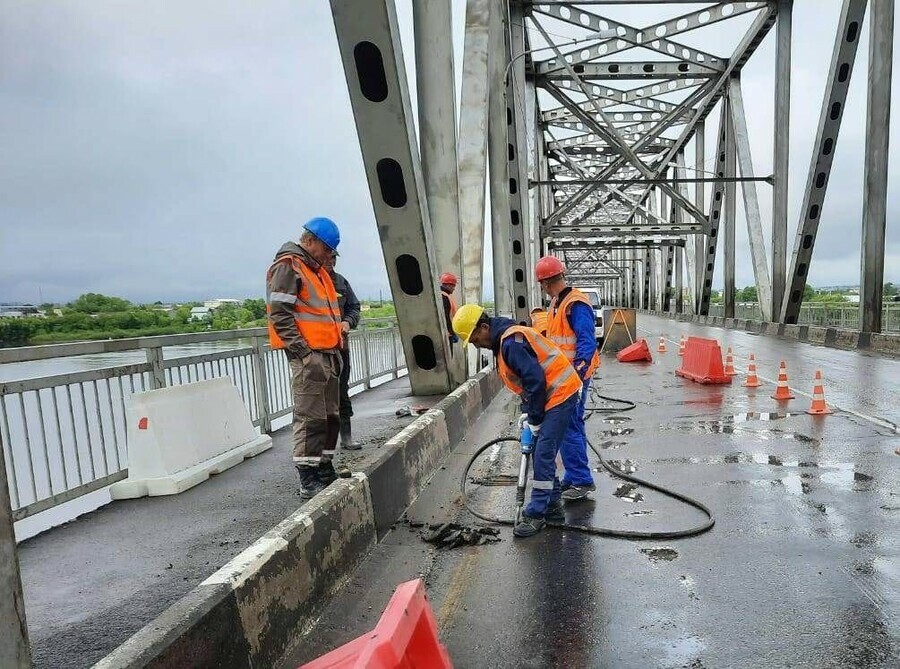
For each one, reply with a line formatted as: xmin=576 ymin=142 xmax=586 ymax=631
xmin=452 ymin=303 xmax=485 ymax=345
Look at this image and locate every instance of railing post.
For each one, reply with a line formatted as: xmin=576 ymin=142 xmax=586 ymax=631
xmin=145 ymin=346 xmax=166 ymax=390
xmin=390 ymin=328 xmax=399 ymax=380
xmin=251 ymin=337 xmax=272 ymax=434
xmin=1 ymin=432 xmax=32 ymax=668
xmin=361 ymin=330 xmax=373 ymax=390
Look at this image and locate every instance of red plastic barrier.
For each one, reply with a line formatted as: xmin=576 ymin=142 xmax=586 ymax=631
xmin=300 ymin=579 xmax=452 ymax=669
xmin=616 ymin=338 xmax=653 ymax=363
xmin=675 ymin=337 xmax=732 ymax=385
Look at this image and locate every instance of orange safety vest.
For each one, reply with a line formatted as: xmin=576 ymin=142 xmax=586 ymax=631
xmin=497 ymin=326 xmax=582 ymax=412
xmin=266 ymin=255 xmax=342 ymax=351
xmin=548 ymin=289 xmax=600 ymax=378
xmin=530 ymin=310 xmax=549 ymax=336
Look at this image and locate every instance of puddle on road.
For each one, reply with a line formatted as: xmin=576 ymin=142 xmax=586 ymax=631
xmin=602 ymin=416 xmax=633 ymax=425
xmin=605 ymin=459 xmax=637 ymax=474
xmin=614 ymin=482 xmax=644 ymax=503
xmin=599 ymin=427 xmax=635 ymax=438
xmin=640 ymin=546 xmax=679 ymax=562
xmin=625 ymin=509 xmax=654 ymax=517
xmin=598 ymin=440 xmax=627 ymax=450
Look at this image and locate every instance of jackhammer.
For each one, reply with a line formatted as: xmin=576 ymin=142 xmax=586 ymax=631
xmin=514 ymin=421 xmax=535 ymax=526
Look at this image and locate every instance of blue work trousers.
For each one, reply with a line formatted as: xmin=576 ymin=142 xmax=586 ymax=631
xmin=525 ymin=393 xmax=578 ymax=517
xmin=560 ymin=377 xmax=594 ymax=488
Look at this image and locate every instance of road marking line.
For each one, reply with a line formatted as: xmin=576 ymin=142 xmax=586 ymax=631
xmin=639 ymin=327 xmax=899 ymax=434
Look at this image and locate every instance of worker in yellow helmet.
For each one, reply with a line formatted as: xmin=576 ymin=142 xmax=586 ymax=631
xmin=452 ymin=304 xmax=581 ymax=538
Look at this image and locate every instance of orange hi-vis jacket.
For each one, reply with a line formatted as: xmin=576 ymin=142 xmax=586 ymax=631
xmin=266 ymin=254 xmax=342 ymax=351
xmin=530 ymin=310 xmax=549 ymax=336
xmin=447 ymin=293 xmax=458 ymax=318
xmin=548 ymin=288 xmax=600 ymax=378
xmin=497 ymin=326 xmax=582 ymax=412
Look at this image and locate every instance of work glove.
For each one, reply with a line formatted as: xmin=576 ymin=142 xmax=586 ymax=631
xmin=574 ymin=360 xmax=589 ymax=380
xmin=524 ymin=421 xmax=542 ymax=435
xmin=517 ymin=413 xmax=528 ymax=429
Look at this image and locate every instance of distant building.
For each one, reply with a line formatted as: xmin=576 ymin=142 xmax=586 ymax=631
xmin=190 ymin=306 xmax=212 ymax=321
xmin=203 ymin=298 xmax=241 ymax=309
xmin=0 ymin=303 xmax=39 ymax=317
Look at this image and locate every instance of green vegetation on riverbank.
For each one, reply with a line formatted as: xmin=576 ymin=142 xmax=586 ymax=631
xmin=0 ymin=293 xmax=398 ymax=347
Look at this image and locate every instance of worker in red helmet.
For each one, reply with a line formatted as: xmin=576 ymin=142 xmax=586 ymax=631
xmin=535 ymin=255 xmax=599 ymax=502
xmin=440 ymin=272 xmax=459 ymax=345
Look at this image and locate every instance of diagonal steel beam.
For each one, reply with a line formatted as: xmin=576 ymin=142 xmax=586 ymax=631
xmin=330 ymin=0 xmax=452 ymax=393
xmin=728 ymin=75 xmax=773 ymax=321
xmin=781 ymin=0 xmax=868 ymax=323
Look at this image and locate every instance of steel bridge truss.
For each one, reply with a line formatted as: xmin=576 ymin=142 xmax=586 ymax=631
xmin=327 ymin=0 xmax=895 ymax=393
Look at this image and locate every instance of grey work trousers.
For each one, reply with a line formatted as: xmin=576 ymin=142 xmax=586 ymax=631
xmin=289 ymin=350 xmax=341 ymax=466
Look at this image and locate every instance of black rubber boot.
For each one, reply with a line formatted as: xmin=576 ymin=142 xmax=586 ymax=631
xmin=296 ymin=465 xmax=326 ymax=501
xmin=340 ymin=421 xmax=361 ymax=451
xmin=318 ymin=460 xmax=337 ymax=486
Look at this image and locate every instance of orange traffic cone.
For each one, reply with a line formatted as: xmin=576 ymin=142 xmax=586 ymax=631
xmin=743 ymin=353 xmax=762 ymax=388
xmin=806 ymin=370 xmax=833 ymax=415
xmin=724 ymin=346 xmax=737 ymax=376
xmin=771 ymin=361 xmax=795 ymax=401
xmin=658 ymin=336 xmax=667 ymax=353
xmin=677 ymin=335 xmax=686 ymax=356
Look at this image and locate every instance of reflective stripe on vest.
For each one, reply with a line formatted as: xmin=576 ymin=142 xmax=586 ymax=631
xmin=497 ymin=326 xmax=581 ymax=412
xmin=266 ymin=255 xmax=342 ymax=351
xmin=548 ymin=289 xmax=600 ymax=378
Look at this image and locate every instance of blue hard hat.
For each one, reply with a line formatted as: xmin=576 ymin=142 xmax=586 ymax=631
xmin=303 ymin=217 xmax=341 ymax=251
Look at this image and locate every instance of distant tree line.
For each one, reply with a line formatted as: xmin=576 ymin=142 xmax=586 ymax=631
xmin=0 ymin=294 xmax=268 ymax=347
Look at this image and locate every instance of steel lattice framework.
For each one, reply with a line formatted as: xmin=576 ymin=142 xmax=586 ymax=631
xmin=328 ymin=0 xmax=895 ymax=394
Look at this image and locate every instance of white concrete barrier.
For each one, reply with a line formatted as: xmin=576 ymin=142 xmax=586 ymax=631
xmin=110 ymin=377 xmax=272 ymax=499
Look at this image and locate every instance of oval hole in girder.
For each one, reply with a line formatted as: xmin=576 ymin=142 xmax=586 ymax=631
xmin=838 ymin=63 xmax=850 ymax=82
xmin=815 ymin=172 xmax=826 ymax=188
xmin=802 ymin=234 xmax=813 ymax=250
xmin=797 ymin=263 xmax=808 ymax=277
xmin=410 ymin=335 xmax=437 ymax=370
xmin=395 ymin=254 xmax=423 ymax=295
xmin=515 ymin=269 xmax=524 ymax=282
xmin=511 ymin=210 xmax=520 ymax=226
xmin=829 ymin=101 xmax=842 ymax=120
xmin=377 ymin=158 xmax=407 ymax=207
xmin=509 ymin=178 xmax=518 ymax=194
xmin=790 ymin=290 xmax=801 ymax=304
xmin=809 ymin=204 xmax=820 ymax=220
xmin=517 ymin=295 xmax=527 ymax=309
xmin=847 ymin=21 xmax=860 ymax=42
xmin=823 ymin=137 xmax=834 ymax=155
xmin=354 ymin=42 xmax=388 ymax=102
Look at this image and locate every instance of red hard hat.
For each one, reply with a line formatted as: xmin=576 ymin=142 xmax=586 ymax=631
xmin=535 ymin=256 xmax=565 ymax=281
xmin=440 ymin=272 xmax=458 ymax=287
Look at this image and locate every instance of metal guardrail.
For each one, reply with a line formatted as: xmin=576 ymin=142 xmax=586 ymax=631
xmin=706 ymin=303 xmax=900 ymax=332
xmin=0 ymin=319 xmax=404 ymax=521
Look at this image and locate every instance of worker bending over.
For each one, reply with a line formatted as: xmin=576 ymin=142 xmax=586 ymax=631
xmin=453 ymin=304 xmax=582 ymax=538
xmin=536 ymin=256 xmax=600 ymax=502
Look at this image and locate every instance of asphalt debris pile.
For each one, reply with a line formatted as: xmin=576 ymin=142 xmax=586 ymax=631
xmin=421 ymin=522 xmax=501 ymax=549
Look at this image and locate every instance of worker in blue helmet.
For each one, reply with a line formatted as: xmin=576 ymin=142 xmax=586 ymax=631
xmin=266 ymin=217 xmax=346 ymax=500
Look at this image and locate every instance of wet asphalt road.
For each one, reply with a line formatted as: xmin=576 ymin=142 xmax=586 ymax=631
xmin=18 ymin=377 xmax=437 ymax=669
xmin=286 ymin=317 xmax=899 ymax=669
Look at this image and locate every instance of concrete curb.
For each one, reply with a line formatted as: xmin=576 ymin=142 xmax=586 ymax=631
xmin=639 ymin=310 xmax=899 ymax=356
xmin=94 ymin=367 xmax=503 ymax=669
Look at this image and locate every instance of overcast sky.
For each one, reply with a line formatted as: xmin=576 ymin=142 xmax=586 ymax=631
xmin=1 ymin=1 xmax=898 ymax=304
